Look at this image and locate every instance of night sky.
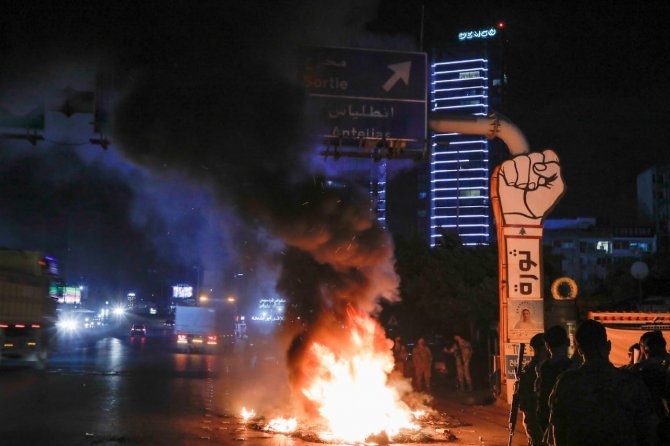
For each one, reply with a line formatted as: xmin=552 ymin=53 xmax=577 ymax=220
xmin=1 ymin=1 xmax=668 ymax=303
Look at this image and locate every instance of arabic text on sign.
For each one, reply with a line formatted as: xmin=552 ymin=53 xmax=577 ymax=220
xmin=507 ymin=239 xmax=542 ymax=299
xmin=251 ymin=315 xmax=284 ymax=322
xmin=259 ymin=298 xmax=287 ymax=308
xmin=518 ymin=251 xmax=537 ymax=271
xmin=327 ymin=104 xmax=395 ymax=120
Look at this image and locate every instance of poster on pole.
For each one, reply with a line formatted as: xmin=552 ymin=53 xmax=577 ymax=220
xmin=504 ymin=342 xmax=535 ymax=379
xmin=508 ymin=299 xmax=544 ymax=342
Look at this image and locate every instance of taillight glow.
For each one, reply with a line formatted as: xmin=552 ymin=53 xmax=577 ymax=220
xmin=207 ymin=335 xmax=217 ymax=345
xmin=31 ymin=324 xmax=41 ymax=328
xmin=0 ymin=324 xmax=8 ymax=328
xmin=15 ymin=324 xmax=25 ymax=328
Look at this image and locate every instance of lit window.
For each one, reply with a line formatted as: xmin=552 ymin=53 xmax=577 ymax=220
xmin=459 ymin=190 xmax=481 ymax=197
xmin=630 ymin=242 xmax=650 ymax=252
xmin=596 ymin=241 xmax=610 ymax=253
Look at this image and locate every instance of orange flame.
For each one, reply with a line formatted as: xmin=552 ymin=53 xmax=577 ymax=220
xmin=265 ymin=417 xmax=298 ymax=433
xmin=240 ymin=407 xmax=256 ymax=422
xmin=300 ymin=308 xmax=419 ymax=443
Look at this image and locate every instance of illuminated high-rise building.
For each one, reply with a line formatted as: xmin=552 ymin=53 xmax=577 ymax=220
xmin=429 ymin=24 xmax=507 ymax=246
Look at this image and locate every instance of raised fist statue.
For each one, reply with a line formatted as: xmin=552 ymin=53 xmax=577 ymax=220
xmin=497 ymin=150 xmax=565 ymax=226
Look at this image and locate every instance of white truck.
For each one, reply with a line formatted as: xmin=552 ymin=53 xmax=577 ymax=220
xmin=175 ymin=305 xmax=235 ymax=352
xmin=0 ymin=249 xmax=57 ymax=368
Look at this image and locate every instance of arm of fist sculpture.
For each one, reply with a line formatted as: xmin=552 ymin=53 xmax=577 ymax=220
xmin=498 ymin=149 xmax=565 ymax=225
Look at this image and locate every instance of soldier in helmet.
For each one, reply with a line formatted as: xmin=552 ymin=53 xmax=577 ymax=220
xmin=548 ymin=320 xmax=658 ymax=446
xmin=536 ymin=325 xmax=575 ymax=435
xmin=518 ymin=333 xmax=546 ymax=446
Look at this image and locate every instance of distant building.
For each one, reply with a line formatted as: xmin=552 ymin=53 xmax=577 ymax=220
xmin=127 ymin=292 xmax=136 ymax=308
xmin=429 ymin=23 xmax=508 ymax=246
xmin=544 ymin=218 xmax=655 ymax=294
xmin=637 ymin=165 xmax=670 ymax=253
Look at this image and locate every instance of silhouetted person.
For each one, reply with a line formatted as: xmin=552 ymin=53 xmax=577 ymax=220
xmin=633 ymin=331 xmax=670 ymax=444
xmin=519 ymin=333 xmax=546 ymax=446
xmin=622 ymin=343 xmax=641 ymax=369
xmin=536 ymin=325 xmax=574 ymax=435
xmin=445 ymin=334 xmax=473 ymax=391
xmin=549 ymin=320 xmax=658 ymax=446
xmin=392 ymin=336 xmax=408 ymax=376
xmin=412 ymin=337 xmax=433 ymax=392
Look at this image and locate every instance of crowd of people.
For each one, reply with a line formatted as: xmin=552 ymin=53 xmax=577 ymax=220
xmin=518 ymin=320 xmax=670 ymax=446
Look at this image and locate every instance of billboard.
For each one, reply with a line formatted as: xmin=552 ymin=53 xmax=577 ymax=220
xmin=59 ymin=286 xmax=81 ymax=305
xmin=172 ymin=285 xmax=193 ymax=299
xmin=251 ymin=298 xmax=287 ymax=322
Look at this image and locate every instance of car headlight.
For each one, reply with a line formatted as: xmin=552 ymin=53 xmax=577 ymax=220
xmin=58 ymin=319 xmax=78 ymax=331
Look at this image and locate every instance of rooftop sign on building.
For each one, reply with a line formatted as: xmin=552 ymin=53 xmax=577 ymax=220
xmin=457 ymin=23 xmax=504 ymax=42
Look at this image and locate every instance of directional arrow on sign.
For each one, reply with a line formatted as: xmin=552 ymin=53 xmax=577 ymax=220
xmin=382 ymin=61 xmax=411 ymax=92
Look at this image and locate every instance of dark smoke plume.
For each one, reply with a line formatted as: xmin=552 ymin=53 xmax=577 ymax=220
xmin=111 ymin=2 xmax=400 ymax=319
xmin=108 ymin=1 xmax=401 ymax=415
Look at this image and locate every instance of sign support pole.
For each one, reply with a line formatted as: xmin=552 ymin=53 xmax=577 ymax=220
xmin=491 ymin=166 xmax=508 ymax=395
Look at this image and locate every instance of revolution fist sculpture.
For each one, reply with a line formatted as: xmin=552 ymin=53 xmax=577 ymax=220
xmin=428 ymin=112 xmax=567 ymax=402
xmin=497 ymin=149 xmax=565 ymax=225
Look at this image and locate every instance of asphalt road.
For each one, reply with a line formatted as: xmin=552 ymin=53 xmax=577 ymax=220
xmin=0 ymin=315 xmax=291 ymax=446
xmin=0 ymin=315 xmax=523 ymax=446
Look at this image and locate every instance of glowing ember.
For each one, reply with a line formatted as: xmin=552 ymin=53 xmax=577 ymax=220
xmin=265 ymin=417 xmax=298 ymax=433
xmin=300 ymin=309 xmax=420 ymax=443
xmin=412 ymin=410 xmax=427 ymax=419
xmin=240 ymin=407 xmax=256 ymax=422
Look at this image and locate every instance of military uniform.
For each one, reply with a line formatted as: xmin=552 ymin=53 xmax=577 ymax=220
xmin=412 ymin=342 xmax=433 ymax=392
xmin=518 ymin=356 xmax=543 ymax=446
xmin=549 ymin=358 xmax=658 ymax=446
xmin=536 ymin=356 xmax=575 ymax=433
xmin=634 ymin=354 xmax=670 ymax=445
xmin=446 ymin=338 xmax=473 ymax=391
xmin=393 ymin=342 xmax=408 ymax=376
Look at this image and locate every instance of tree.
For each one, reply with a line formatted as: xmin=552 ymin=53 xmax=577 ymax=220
xmin=390 ymin=230 xmax=498 ymax=340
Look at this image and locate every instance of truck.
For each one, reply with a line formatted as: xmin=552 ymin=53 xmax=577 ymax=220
xmin=0 ymin=249 xmax=57 ymax=369
xmin=175 ymin=305 xmax=235 ymax=352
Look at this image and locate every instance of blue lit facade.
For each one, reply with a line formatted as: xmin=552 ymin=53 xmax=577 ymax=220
xmin=429 ymin=31 xmax=506 ymax=246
